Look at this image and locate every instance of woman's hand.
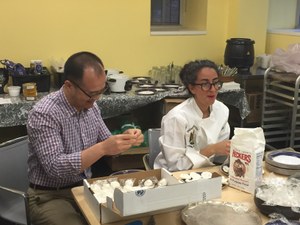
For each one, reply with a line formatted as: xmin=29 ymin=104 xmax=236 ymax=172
xmin=200 ymin=140 xmax=231 ymax=157
xmin=213 ymin=140 xmax=231 ymax=155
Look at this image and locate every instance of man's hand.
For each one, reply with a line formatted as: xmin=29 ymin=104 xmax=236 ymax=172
xmin=123 ymin=128 xmax=144 ymax=146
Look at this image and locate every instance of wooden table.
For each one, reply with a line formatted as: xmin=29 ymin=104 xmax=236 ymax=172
xmin=72 ymin=166 xmax=277 ymax=225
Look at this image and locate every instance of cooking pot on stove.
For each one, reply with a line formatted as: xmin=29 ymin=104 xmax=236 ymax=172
xmin=107 ymin=74 xmax=132 ymax=93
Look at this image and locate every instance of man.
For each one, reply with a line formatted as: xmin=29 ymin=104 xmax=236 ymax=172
xmin=27 ymin=51 xmax=144 ymax=225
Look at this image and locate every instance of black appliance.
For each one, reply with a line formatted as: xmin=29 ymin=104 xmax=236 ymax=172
xmin=224 ymin=38 xmax=255 ymax=73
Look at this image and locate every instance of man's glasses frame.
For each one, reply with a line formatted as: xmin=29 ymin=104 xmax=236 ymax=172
xmin=69 ymin=80 xmax=108 ymax=100
xmin=192 ymin=81 xmax=223 ymax=91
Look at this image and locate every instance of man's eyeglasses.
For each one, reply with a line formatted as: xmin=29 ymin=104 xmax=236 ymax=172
xmin=69 ymin=80 xmax=108 ymax=100
xmin=192 ymin=81 xmax=223 ymax=91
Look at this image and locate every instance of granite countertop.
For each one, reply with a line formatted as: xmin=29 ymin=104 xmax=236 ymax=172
xmin=0 ymin=87 xmax=250 ymax=127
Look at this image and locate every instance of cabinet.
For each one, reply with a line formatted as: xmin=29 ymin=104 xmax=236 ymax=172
xmin=261 ymin=68 xmax=300 ymax=150
xmin=162 ymin=98 xmax=185 ymax=115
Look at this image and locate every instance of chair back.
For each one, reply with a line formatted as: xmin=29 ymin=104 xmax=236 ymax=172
xmin=0 ymin=136 xmax=29 ymax=191
xmin=0 ymin=135 xmax=31 ymax=225
xmin=148 ymin=128 xmax=161 ymax=169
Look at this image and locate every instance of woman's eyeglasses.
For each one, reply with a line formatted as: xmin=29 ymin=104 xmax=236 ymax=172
xmin=69 ymin=80 xmax=108 ymax=100
xmin=192 ymin=81 xmax=223 ymax=91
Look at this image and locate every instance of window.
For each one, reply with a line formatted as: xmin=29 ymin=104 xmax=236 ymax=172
xmin=150 ymin=0 xmax=208 ymax=36
xmin=268 ymin=0 xmax=300 ymax=34
xmin=151 ymin=0 xmax=180 ymax=26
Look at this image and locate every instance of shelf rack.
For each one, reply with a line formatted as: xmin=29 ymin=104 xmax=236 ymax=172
xmin=261 ymin=68 xmax=300 ymax=150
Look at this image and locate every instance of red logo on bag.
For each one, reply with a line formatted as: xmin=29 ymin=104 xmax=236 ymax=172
xmin=232 ymin=149 xmax=251 ymax=163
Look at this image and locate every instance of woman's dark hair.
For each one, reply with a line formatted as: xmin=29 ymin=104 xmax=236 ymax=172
xmin=64 ymin=51 xmax=105 ymax=83
xmin=179 ymin=59 xmax=220 ymax=94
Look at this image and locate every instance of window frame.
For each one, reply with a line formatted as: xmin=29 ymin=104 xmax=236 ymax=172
xmin=150 ymin=0 xmax=208 ymax=36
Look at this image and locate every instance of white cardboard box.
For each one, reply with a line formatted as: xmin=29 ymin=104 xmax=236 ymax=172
xmin=83 ymin=168 xmax=222 ymax=224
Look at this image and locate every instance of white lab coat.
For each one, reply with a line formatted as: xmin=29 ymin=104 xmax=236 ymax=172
xmin=154 ymin=97 xmax=230 ymax=171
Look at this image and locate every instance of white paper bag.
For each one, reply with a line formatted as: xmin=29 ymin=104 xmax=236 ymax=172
xmin=229 ymin=127 xmax=265 ymax=194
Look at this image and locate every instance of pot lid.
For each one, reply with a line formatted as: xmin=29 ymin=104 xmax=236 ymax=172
xmin=226 ymin=38 xmax=255 ymax=44
xmin=107 ymin=74 xmax=128 ymax=80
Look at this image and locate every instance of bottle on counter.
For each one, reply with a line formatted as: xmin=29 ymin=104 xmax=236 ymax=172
xmin=0 ymin=69 xmax=9 ymax=94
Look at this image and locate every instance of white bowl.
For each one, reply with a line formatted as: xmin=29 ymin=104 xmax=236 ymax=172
xmin=7 ymin=86 xmax=21 ymax=97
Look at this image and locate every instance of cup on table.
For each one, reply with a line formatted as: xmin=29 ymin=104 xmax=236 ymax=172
xmin=7 ymin=86 xmax=21 ymax=97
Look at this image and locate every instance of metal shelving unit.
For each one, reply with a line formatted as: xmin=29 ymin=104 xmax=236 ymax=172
xmin=261 ymin=68 xmax=300 ymax=150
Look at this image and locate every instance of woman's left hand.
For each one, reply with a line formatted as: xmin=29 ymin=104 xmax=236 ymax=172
xmin=201 ymin=140 xmax=231 ymax=157
xmin=214 ymin=140 xmax=231 ymax=155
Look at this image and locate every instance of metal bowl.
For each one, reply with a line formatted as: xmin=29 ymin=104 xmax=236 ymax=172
xmin=265 ymin=161 xmax=300 ymax=176
xmin=265 ymin=149 xmax=300 ymax=170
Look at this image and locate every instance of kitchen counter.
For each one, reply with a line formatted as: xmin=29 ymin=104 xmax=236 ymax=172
xmin=0 ymin=87 xmax=250 ymax=128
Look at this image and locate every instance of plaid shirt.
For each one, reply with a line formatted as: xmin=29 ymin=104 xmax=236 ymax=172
xmin=27 ymin=88 xmax=111 ymax=188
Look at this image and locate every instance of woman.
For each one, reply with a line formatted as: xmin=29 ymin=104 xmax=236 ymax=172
xmin=154 ymin=59 xmax=230 ymax=171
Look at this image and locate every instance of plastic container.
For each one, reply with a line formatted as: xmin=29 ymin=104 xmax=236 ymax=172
xmin=22 ymin=82 xmax=37 ymax=101
xmin=7 ymin=86 xmax=21 ymax=97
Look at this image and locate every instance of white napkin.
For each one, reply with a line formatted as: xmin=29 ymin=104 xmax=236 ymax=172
xmin=222 ymin=81 xmax=241 ymax=90
xmin=0 ymin=98 xmax=12 ymax=104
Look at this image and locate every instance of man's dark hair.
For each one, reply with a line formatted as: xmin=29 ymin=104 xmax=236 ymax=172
xmin=64 ymin=51 xmax=105 ymax=83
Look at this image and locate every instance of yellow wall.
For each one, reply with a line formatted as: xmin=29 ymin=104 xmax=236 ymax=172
xmin=0 ymin=0 xmax=268 ymax=76
xmin=266 ymin=33 xmax=300 ymax=54
xmin=227 ymin=0 xmax=269 ymax=56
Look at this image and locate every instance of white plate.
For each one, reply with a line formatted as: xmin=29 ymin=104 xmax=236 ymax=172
xmin=136 ymin=90 xmax=155 ymax=95
xmin=138 ymin=84 xmax=155 ymax=88
xmin=155 ymin=88 xmax=167 ymax=92
xmin=220 ymin=164 xmax=229 ymax=176
xmin=163 ymin=84 xmax=180 ymax=88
